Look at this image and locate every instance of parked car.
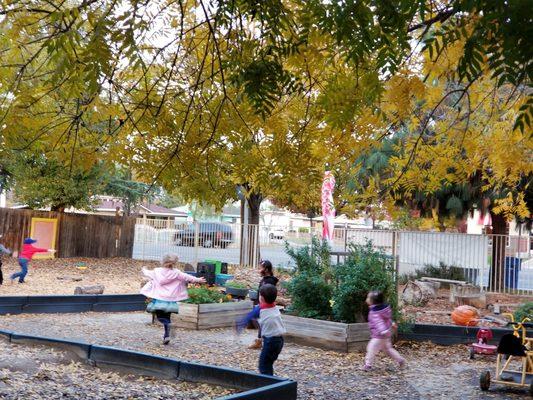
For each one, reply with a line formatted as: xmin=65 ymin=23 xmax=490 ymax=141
xmin=268 ymin=228 xmax=286 ymax=240
xmin=174 ymin=223 xmax=234 ymax=248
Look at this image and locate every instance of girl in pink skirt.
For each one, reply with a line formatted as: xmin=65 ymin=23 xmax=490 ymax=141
xmin=141 ymin=253 xmax=205 ymax=344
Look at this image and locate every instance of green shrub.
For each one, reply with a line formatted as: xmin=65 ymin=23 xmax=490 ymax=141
xmin=514 ymin=302 xmax=533 ymax=322
xmin=184 ymin=287 xmax=231 ymax=304
xmin=287 ymin=271 xmax=333 ymax=319
xmin=332 ymin=242 xmax=397 ymax=323
xmin=285 ymin=237 xmax=332 ymax=277
xmin=298 ymin=227 xmax=310 ymax=233
xmin=398 ymin=262 xmax=465 ymax=285
xmin=285 ymin=238 xmax=333 ymax=319
xmin=225 ymin=280 xmax=248 ymax=289
xmin=285 ymin=238 xmax=397 ymax=323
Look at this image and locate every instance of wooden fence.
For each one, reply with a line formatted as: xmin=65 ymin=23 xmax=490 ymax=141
xmin=0 ymin=208 xmax=135 ymax=258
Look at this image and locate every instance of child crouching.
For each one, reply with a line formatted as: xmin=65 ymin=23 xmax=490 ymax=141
xmin=364 ymin=290 xmax=406 ymax=371
xmin=236 ymin=284 xmax=286 ymax=375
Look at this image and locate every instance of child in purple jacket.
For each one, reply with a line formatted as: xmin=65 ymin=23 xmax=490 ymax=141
xmin=364 ymin=291 xmax=405 ymax=371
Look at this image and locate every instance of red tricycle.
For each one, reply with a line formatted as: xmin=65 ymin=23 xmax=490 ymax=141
xmin=469 ymin=328 xmax=498 ymax=359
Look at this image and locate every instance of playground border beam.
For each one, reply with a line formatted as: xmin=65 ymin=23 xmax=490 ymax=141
xmin=0 ymin=329 xmax=297 ymax=400
xmin=0 ymin=294 xmax=146 ymax=315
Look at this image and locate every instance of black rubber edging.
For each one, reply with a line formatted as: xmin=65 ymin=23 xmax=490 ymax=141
xmin=0 ymin=329 xmax=297 ymax=400
xmin=0 ymin=294 xmax=146 ymax=315
xmin=0 ymin=296 xmax=29 ymax=315
xmin=399 ymin=323 xmax=532 ymax=345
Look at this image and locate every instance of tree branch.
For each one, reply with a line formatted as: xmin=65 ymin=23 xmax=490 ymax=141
xmin=407 ymin=9 xmax=456 ymax=33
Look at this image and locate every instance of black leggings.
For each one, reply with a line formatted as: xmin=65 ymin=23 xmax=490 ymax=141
xmin=155 ymin=310 xmax=171 ymax=325
xmin=155 ymin=311 xmax=171 ymax=338
xmin=0 ymin=260 xmax=3 ymax=285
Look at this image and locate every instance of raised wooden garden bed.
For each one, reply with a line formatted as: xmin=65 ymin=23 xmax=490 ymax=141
xmin=174 ymin=300 xmax=253 ymax=330
xmin=282 ymin=315 xmax=370 ymax=353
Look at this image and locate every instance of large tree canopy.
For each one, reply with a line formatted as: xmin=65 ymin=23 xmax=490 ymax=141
xmin=0 ymin=0 xmax=531 ymax=218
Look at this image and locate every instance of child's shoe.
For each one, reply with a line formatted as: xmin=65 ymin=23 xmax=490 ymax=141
xmin=399 ymin=360 xmax=407 ymax=369
xmin=163 ymin=335 xmax=170 ymax=345
xmin=248 ymin=338 xmax=262 ymax=350
xmin=363 ymin=365 xmax=372 ymax=372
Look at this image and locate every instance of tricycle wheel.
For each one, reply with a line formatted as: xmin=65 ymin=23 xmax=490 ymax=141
xmin=469 ymin=347 xmax=475 ymax=360
xmin=480 ymin=371 xmax=490 ymax=391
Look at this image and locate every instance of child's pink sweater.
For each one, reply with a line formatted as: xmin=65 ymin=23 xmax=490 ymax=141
xmin=368 ymin=304 xmax=394 ymax=339
xmin=140 ymin=267 xmax=203 ymax=302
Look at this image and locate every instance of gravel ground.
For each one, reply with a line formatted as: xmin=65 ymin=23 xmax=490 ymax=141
xmin=0 ymin=312 xmax=529 ymax=399
xmin=0 ymin=257 xmax=159 ymax=295
xmin=0 ymin=257 xmax=292 ymax=301
xmin=0 ymin=340 xmax=235 ymax=399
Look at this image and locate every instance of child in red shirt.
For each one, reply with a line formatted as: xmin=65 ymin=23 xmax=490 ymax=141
xmin=10 ymin=238 xmax=55 ymax=284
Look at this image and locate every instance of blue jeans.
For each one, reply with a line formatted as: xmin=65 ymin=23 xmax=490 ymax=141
xmin=259 ymin=336 xmax=284 ymax=375
xmin=11 ymin=258 xmax=29 ymax=283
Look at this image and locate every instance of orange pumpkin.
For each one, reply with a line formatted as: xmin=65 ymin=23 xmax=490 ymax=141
xmin=451 ymin=305 xmax=479 ymax=326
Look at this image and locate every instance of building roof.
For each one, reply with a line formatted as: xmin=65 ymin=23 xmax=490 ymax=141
xmin=96 ymin=197 xmax=186 ymax=217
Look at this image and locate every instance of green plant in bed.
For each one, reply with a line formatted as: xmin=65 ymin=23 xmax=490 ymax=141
xmin=514 ymin=302 xmax=533 ymax=322
xmin=184 ymin=286 xmax=231 ymax=304
xmin=225 ymin=280 xmax=248 ymax=289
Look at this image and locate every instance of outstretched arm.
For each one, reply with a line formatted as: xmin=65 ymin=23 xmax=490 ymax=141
xmin=235 ymin=305 xmax=261 ymax=334
xmin=31 ymin=245 xmax=49 ymax=253
xmin=177 ymin=270 xmax=206 ymax=284
xmin=142 ymin=267 xmax=155 ymax=279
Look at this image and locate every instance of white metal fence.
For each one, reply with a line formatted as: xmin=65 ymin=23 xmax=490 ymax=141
xmin=133 ymin=219 xmax=533 ymax=295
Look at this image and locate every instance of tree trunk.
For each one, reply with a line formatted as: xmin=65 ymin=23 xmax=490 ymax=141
xmin=248 ymin=192 xmax=262 ymax=226
xmin=247 ymin=192 xmax=262 ymax=266
xmin=489 ymin=212 xmax=507 ymax=291
xmin=74 ymin=285 xmax=104 ymax=294
xmin=239 ymin=190 xmax=262 ymax=267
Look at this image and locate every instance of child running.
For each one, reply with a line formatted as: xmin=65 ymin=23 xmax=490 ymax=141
xmin=10 ymin=238 xmax=55 ymax=284
xmin=236 ymin=284 xmax=286 ymax=375
xmin=364 ymin=290 xmax=406 ymax=371
xmin=248 ymin=260 xmax=279 ymax=349
xmin=141 ymin=253 xmax=205 ymax=345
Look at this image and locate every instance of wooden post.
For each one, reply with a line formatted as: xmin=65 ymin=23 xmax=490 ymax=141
xmin=55 ymin=212 xmax=62 ymax=258
xmin=115 ymin=207 xmax=121 ymax=257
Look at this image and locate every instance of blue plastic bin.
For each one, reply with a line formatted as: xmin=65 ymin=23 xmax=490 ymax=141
xmin=215 ymin=274 xmax=234 ymax=286
xmin=504 ymin=257 xmax=521 ymax=289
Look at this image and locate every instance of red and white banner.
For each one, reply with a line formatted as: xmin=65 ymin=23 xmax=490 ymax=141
xmin=321 ymin=171 xmax=336 ymax=243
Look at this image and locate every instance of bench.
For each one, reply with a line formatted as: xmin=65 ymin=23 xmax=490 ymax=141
xmin=420 ymin=277 xmax=467 ymax=285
